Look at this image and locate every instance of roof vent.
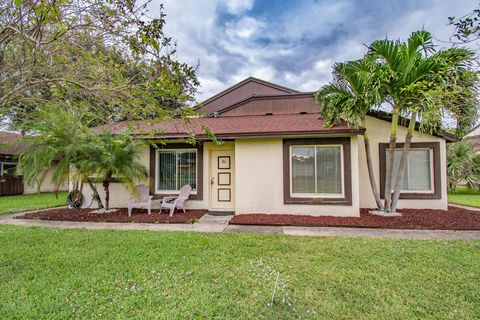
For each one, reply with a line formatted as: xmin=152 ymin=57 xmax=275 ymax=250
xmin=265 ymin=112 xmax=273 ymax=116
xmin=212 ymin=112 xmax=219 ymax=118
xmin=299 ymin=111 xmax=307 ymax=114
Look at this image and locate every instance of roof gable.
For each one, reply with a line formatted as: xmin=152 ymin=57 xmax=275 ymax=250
xmin=197 ymin=77 xmax=299 ymax=115
xmin=217 ymin=92 xmax=318 ymax=117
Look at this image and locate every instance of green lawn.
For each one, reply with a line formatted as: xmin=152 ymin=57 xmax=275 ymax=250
xmin=448 ymin=187 xmax=480 ymax=208
xmin=0 ymin=226 xmax=479 ymax=319
xmin=0 ymin=192 xmax=67 ymax=215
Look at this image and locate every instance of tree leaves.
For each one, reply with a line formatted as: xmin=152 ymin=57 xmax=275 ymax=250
xmin=0 ymin=0 xmax=199 ymax=131
xmin=447 ymin=141 xmax=480 ymax=191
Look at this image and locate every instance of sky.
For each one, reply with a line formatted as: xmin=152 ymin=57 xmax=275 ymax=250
xmin=148 ymin=0 xmax=478 ymax=102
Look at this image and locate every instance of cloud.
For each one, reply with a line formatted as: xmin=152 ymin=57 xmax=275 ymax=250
xmin=150 ymin=0 xmax=478 ymax=101
xmin=223 ymin=0 xmax=254 ymax=15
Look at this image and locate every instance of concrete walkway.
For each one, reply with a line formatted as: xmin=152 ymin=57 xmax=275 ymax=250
xmin=225 ymin=225 xmax=480 ymax=240
xmin=0 ymin=210 xmax=232 ymax=233
xmin=1 ymin=210 xmax=480 ymax=240
xmin=449 ymin=203 xmax=480 ymax=211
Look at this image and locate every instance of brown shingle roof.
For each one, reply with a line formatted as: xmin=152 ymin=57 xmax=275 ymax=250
xmin=97 ymin=113 xmax=364 ymax=139
xmin=0 ymin=131 xmax=27 ymax=155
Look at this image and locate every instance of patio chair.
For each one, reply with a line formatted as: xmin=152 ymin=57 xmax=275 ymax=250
xmin=128 ymin=184 xmax=153 ymax=217
xmin=160 ymin=185 xmax=192 ymax=217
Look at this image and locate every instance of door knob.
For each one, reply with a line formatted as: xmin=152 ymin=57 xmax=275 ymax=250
xmin=210 ymin=177 xmax=215 ymax=185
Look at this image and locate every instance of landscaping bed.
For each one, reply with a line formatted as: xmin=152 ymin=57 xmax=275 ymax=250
xmin=15 ymin=207 xmax=207 ymax=224
xmin=230 ymin=206 xmax=480 ymax=230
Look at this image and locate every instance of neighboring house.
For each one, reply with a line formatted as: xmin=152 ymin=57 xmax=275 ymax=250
xmin=464 ymin=125 xmax=480 ymax=151
xmin=0 ymin=131 xmax=67 ymax=195
xmin=84 ymin=77 xmax=455 ymax=216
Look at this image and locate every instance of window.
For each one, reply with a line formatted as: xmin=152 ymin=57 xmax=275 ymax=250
xmin=291 ymin=145 xmax=343 ymax=195
xmin=0 ymin=161 xmax=17 ymax=177
xmin=379 ymin=142 xmax=441 ymax=199
xmin=156 ymin=149 xmax=197 ymax=192
xmin=283 ymin=138 xmax=352 ymax=205
xmin=389 ymin=149 xmax=432 ymax=192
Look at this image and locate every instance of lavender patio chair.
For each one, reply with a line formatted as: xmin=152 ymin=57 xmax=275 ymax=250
xmin=160 ymin=185 xmax=192 ymax=217
xmin=128 ymin=184 xmax=153 ymax=217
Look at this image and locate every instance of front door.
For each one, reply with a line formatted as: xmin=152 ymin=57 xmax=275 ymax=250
xmin=210 ymin=150 xmax=235 ymax=211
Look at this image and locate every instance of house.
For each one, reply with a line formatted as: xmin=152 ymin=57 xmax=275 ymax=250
xmin=0 ymin=131 xmax=67 ymax=195
xmin=83 ymin=77 xmax=455 ymax=216
xmin=464 ymin=124 xmax=480 ymax=151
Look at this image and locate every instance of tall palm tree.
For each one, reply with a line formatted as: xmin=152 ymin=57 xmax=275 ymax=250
xmin=77 ymin=131 xmax=148 ymax=210
xmin=368 ymin=30 xmax=436 ymax=213
xmin=315 ymin=57 xmax=385 ymax=210
xmin=369 ymin=30 xmax=478 ymax=213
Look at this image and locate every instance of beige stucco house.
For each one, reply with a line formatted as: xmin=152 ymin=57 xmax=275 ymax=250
xmin=0 ymin=131 xmax=67 ymax=195
xmin=82 ymin=77 xmax=455 ymax=217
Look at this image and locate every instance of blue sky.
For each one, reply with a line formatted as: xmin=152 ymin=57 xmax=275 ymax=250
xmin=149 ymin=0 xmax=478 ymax=101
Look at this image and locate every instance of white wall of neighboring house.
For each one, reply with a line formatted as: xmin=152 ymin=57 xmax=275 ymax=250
xmin=23 ymin=164 xmax=69 ymax=194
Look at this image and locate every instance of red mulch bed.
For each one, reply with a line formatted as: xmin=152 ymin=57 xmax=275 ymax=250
xmin=229 ymin=206 xmax=480 ymax=230
xmin=16 ymin=208 xmax=207 ymax=224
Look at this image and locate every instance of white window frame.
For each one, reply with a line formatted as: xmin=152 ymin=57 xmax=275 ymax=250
xmin=155 ymin=149 xmax=198 ymax=194
xmin=388 ymin=147 xmax=434 ymax=194
xmin=289 ymin=144 xmax=345 ymax=198
xmin=0 ymin=161 xmax=17 ymax=176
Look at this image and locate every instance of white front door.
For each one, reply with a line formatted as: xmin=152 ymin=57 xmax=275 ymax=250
xmin=210 ymin=150 xmax=235 ymax=211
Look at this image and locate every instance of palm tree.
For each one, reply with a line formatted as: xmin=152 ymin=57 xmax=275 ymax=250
xmin=17 ymin=108 xmax=105 ymax=208
xmin=315 ymin=57 xmax=385 ymax=210
xmin=447 ymin=141 xmax=480 ymax=191
xmin=368 ymin=30 xmax=436 ymax=213
xmin=369 ymin=30 xmax=478 ymax=213
xmin=77 ymin=131 xmax=148 ymax=210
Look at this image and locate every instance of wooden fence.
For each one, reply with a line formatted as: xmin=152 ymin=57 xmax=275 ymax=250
xmin=0 ymin=176 xmax=24 ymax=196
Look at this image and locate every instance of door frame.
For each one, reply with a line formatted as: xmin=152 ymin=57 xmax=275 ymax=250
xmin=209 ymin=149 xmax=235 ymax=211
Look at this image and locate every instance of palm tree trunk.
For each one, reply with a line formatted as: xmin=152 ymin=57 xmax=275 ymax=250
xmin=103 ymin=180 xmax=110 ymax=210
xmin=87 ymin=179 xmax=104 ymax=209
xmin=391 ymin=112 xmax=417 ymax=213
xmin=103 ymin=173 xmax=112 ymax=210
xmin=361 ymin=117 xmax=384 ymax=211
xmin=384 ymin=109 xmax=400 ymax=212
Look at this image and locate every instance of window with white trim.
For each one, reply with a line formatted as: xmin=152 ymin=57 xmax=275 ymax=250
xmin=156 ymin=149 xmax=197 ymax=192
xmin=0 ymin=161 xmax=17 ymax=177
xmin=388 ymin=148 xmax=433 ymax=192
xmin=290 ymin=145 xmax=343 ymax=196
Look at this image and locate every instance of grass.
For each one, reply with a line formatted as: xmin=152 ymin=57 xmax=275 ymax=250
xmin=0 ymin=226 xmax=479 ymax=319
xmin=448 ymin=187 xmax=480 ymax=208
xmin=0 ymin=192 xmax=67 ymax=215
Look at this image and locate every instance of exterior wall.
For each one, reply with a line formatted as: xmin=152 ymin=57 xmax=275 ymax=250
xmin=220 ymin=95 xmax=319 ymax=117
xmin=234 ymin=137 xmax=360 ymax=216
xmin=79 ymin=146 xmax=151 ymax=208
xmin=199 ymin=81 xmax=293 ymax=115
xmin=78 ymin=142 xmax=233 ymax=210
xmin=24 ymin=164 xmax=68 ymax=194
xmin=357 ymin=115 xmax=448 ymax=210
xmin=76 ymin=116 xmax=447 ymax=213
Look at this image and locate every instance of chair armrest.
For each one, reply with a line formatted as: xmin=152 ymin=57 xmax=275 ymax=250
xmin=162 ymin=196 xmax=177 ymax=203
xmin=146 ymin=195 xmax=153 ymax=204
